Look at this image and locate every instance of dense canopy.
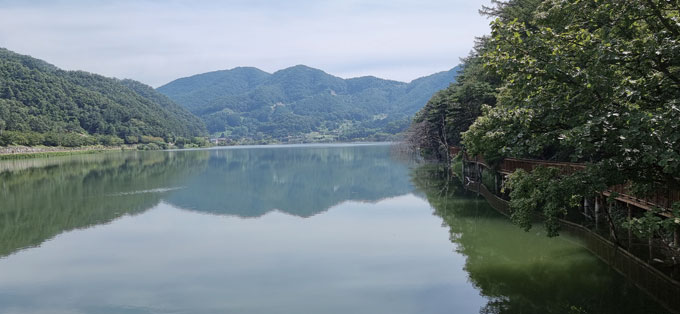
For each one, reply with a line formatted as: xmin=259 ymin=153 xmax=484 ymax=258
xmin=411 ymin=0 xmax=680 ymax=236
xmin=0 ymin=48 xmax=206 ymax=146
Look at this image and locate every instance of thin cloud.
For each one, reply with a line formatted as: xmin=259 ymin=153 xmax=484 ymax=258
xmin=0 ymin=0 xmax=493 ymax=87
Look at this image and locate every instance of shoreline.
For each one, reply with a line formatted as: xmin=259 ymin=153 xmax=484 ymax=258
xmin=0 ymin=145 xmax=135 ymax=160
xmin=1 ymin=141 xmax=398 ymax=160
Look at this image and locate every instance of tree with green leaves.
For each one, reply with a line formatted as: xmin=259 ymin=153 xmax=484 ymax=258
xmin=408 ymin=39 xmax=501 ymax=160
xmin=460 ymin=0 xmax=680 ymax=237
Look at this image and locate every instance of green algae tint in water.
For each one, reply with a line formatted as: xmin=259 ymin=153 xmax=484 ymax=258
xmin=0 ymin=144 xmax=671 ymax=314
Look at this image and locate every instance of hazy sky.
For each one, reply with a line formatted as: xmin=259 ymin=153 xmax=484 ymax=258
xmin=0 ymin=0 xmax=494 ymax=87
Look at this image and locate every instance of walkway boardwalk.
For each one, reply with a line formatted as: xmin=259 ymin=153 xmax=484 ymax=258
xmin=451 ymin=146 xmax=680 ymax=213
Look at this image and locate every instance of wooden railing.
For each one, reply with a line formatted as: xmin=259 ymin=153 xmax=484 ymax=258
xmin=604 ymin=184 xmax=680 ymax=213
xmin=500 ymin=158 xmax=586 ymax=176
xmin=449 ymin=146 xmax=462 ymax=157
xmin=451 ymin=146 xmax=680 ymax=212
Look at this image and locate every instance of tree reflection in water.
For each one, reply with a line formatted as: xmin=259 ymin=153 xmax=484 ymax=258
xmin=411 ymin=164 xmax=670 ymax=314
xmin=0 ymin=150 xmax=210 ymax=257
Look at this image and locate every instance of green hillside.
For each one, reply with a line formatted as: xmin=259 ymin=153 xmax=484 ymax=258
xmin=158 ymin=65 xmax=460 ymax=142
xmin=0 ymin=48 xmax=206 ymax=146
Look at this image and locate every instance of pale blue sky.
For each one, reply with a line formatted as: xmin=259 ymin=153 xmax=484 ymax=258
xmin=0 ymin=0 xmax=494 ymax=87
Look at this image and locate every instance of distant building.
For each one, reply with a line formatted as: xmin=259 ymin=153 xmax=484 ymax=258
xmin=209 ymin=138 xmax=229 ymax=145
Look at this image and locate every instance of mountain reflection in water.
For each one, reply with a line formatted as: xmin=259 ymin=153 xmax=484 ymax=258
xmin=0 ymin=144 xmax=414 ymax=258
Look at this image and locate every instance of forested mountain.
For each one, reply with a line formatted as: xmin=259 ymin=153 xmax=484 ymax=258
xmin=158 ymin=65 xmax=460 ymax=141
xmin=0 ymin=48 xmax=206 ymax=146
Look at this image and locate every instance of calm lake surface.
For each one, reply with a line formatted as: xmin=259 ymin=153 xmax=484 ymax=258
xmin=0 ymin=144 xmax=671 ymax=314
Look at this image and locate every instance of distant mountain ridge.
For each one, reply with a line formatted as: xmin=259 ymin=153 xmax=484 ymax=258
xmin=158 ymin=65 xmax=461 ymax=141
xmin=0 ymin=47 xmax=206 ymax=145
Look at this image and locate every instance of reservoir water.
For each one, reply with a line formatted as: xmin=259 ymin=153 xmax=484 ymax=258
xmin=0 ymin=144 xmax=670 ymax=313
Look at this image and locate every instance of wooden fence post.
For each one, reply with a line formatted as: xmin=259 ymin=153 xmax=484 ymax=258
xmin=477 ymin=164 xmax=481 ymax=197
xmin=606 ymin=201 xmax=619 ymax=244
xmin=494 ymin=173 xmax=499 ymax=195
xmin=594 ymin=196 xmax=600 ymax=228
xmin=628 ymin=203 xmax=632 ymax=249
xmin=649 ymin=231 xmax=653 ymax=262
